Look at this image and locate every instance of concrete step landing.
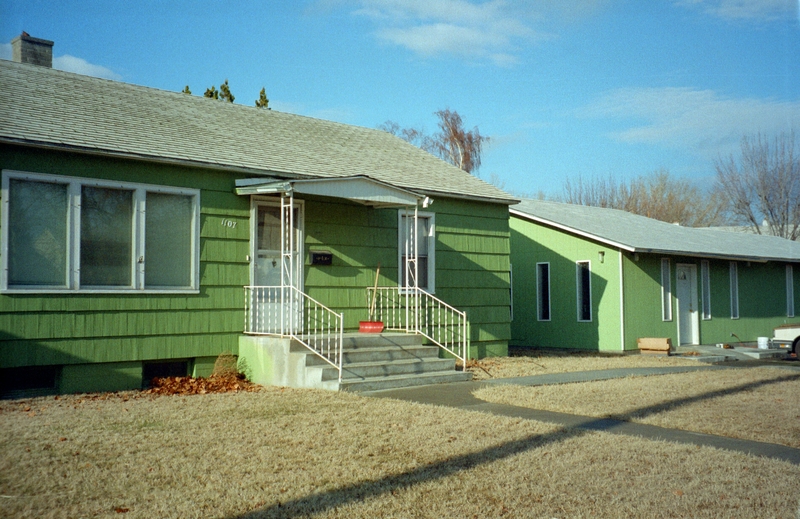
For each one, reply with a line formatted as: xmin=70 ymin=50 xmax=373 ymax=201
xmin=238 ymin=332 xmax=471 ymax=392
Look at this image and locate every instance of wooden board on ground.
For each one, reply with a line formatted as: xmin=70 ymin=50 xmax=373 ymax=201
xmin=638 ymin=337 xmax=671 ymax=355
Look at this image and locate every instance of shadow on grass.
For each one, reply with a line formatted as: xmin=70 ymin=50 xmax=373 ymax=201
xmin=605 ymin=371 xmax=800 ymax=422
xmin=232 ymin=370 xmax=800 ymax=518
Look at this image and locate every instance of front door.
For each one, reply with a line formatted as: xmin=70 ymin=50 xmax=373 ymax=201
xmin=676 ymin=264 xmax=699 ymax=345
xmin=250 ymin=200 xmax=302 ymax=333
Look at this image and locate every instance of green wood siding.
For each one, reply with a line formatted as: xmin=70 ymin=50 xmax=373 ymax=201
xmin=620 ymin=254 xmax=800 ymax=350
xmin=1 ymin=145 xmax=247 ymax=372
xmin=620 ymin=253 xmax=677 ymax=350
xmin=2 ymin=145 xmax=512 ymax=392
xmin=693 ymin=259 xmax=800 ymax=344
xmin=510 ymin=216 xmax=622 ymax=352
xmin=512 ymin=213 xmax=800 ymax=353
xmin=302 ymin=196 xmax=511 ymax=357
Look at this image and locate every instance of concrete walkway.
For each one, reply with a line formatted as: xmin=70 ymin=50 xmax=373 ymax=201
xmin=364 ymin=360 xmax=800 ymax=465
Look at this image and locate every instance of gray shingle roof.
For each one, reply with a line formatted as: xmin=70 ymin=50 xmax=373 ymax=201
xmin=0 ymin=60 xmax=516 ymax=204
xmin=511 ymin=199 xmax=800 ymax=262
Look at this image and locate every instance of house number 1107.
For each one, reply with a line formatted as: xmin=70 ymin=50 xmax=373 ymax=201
xmin=221 ymin=218 xmax=237 ymax=228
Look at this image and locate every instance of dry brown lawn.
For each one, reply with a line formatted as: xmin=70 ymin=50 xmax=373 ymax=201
xmin=2 ymin=387 xmax=799 ymax=518
xmin=474 ymin=366 xmax=800 ymax=449
xmin=468 ymin=348 xmax=700 ymax=380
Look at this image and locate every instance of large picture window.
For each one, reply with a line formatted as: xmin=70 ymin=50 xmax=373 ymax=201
xmin=398 ymin=211 xmax=435 ymax=292
xmin=2 ymin=171 xmax=200 ymax=292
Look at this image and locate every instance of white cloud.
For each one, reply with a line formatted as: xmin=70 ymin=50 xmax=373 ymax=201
xmin=53 ymin=55 xmax=122 ymax=80
xmin=675 ymin=0 xmax=798 ymax=21
xmin=2 ymin=41 xmax=121 ymax=80
xmin=351 ymin=0 xmax=545 ymax=66
xmin=584 ymin=87 xmax=800 ymax=157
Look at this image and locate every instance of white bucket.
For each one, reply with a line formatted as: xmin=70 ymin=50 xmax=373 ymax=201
xmin=757 ymin=337 xmax=770 ymax=349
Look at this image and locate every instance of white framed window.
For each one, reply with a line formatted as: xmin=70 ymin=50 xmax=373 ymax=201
xmin=729 ymin=261 xmax=739 ymax=319
xmin=787 ymin=264 xmax=795 ymax=318
xmin=661 ymin=258 xmax=672 ymax=321
xmin=398 ymin=211 xmax=435 ymax=293
xmin=1 ymin=170 xmax=200 ymax=293
xmin=701 ymin=260 xmax=711 ymax=320
xmin=536 ymin=262 xmax=550 ymax=321
xmin=576 ymin=260 xmax=591 ymax=322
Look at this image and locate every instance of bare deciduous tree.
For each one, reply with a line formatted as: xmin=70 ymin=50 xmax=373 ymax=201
xmin=558 ymin=170 xmax=725 ymax=227
xmin=715 ymin=132 xmax=800 ymax=240
xmin=379 ymin=109 xmax=488 ymax=176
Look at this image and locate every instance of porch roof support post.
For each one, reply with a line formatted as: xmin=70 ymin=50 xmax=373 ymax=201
xmin=280 ymin=192 xmax=295 ymax=335
xmin=403 ymin=203 xmax=420 ymax=334
xmin=413 ymin=204 xmax=419 ymax=331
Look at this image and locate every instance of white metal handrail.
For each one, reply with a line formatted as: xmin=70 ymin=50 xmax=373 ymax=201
xmin=367 ymin=286 xmax=470 ymax=370
xmin=244 ymin=285 xmax=344 ymax=381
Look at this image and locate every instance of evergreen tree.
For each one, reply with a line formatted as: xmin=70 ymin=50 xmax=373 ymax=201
xmin=255 ymin=87 xmax=269 ymax=109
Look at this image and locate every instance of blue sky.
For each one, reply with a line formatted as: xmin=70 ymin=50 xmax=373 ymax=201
xmin=1 ymin=0 xmax=798 ymax=197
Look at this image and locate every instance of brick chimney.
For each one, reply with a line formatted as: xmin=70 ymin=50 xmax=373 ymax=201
xmin=11 ymin=32 xmax=54 ymax=68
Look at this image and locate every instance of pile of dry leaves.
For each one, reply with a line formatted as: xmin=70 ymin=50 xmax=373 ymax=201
xmin=144 ymin=353 xmax=261 ymax=396
xmin=144 ymin=373 xmax=260 ymax=396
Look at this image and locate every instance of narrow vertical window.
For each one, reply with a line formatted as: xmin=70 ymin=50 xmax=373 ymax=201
xmin=661 ymin=258 xmax=672 ymax=321
xmin=576 ymin=261 xmax=591 ymax=322
xmin=701 ymin=260 xmax=711 ymax=320
xmin=398 ymin=212 xmax=434 ymax=292
xmin=729 ymin=261 xmax=739 ymax=319
xmin=787 ymin=264 xmax=795 ymax=318
xmin=537 ymin=262 xmax=550 ymax=321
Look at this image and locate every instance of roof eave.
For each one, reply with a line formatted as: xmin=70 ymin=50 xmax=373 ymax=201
xmin=509 ymin=208 xmax=635 ymax=251
xmin=2 ymin=138 xmax=517 ymax=205
xmin=0 ymin=137 xmax=312 ymax=180
xmin=417 ymin=187 xmax=519 ymax=206
xmin=511 ymin=209 xmax=798 ymax=262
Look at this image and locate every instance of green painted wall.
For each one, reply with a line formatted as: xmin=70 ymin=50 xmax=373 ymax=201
xmin=620 ymin=253 xmax=677 ymax=350
xmin=2 ymin=145 xmax=512 ymax=393
xmin=0 ymin=145 xmax=249 ymax=379
xmin=621 ymin=254 xmax=800 ymax=349
xmin=512 ymin=214 xmax=800 ymax=352
xmin=302 ymin=196 xmax=511 ymax=358
xmin=510 ymin=216 xmax=622 ymax=352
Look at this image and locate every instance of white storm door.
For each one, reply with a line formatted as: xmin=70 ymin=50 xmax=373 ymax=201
xmin=251 ymin=201 xmax=302 ymax=333
xmin=676 ymin=264 xmax=699 ymax=345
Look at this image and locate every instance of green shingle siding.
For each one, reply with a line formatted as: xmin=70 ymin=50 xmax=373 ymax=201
xmin=301 ymin=196 xmax=510 ymax=356
xmin=1 ymin=146 xmax=247 ymax=375
xmin=1 ymin=146 xmax=512 ymax=389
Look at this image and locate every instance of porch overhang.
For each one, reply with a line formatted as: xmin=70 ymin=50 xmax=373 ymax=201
xmin=235 ymin=175 xmax=423 ymax=207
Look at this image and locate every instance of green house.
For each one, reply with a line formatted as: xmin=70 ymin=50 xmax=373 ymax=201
xmin=0 ymin=39 xmax=515 ymax=396
xmin=510 ymin=199 xmax=800 ymax=353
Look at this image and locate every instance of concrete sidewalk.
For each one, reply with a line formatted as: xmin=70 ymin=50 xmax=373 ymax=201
xmin=364 ymin=361 xmax=800 ymax=465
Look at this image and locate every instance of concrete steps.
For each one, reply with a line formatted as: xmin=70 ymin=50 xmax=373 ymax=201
xmin=301 ymin=333 xmax=471 ymax=391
